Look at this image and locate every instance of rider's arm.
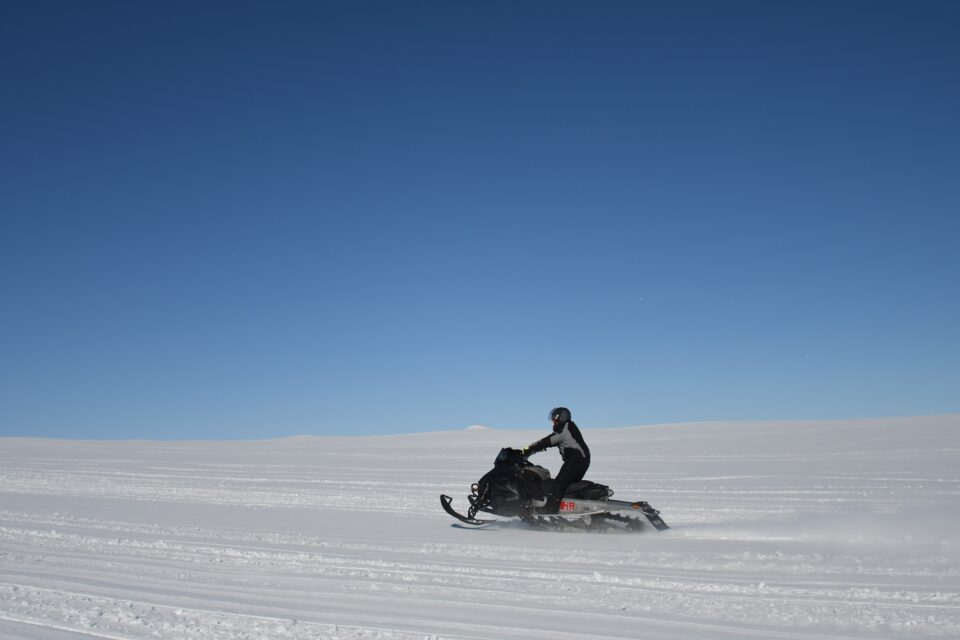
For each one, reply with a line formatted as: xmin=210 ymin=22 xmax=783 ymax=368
xmin=524 ymin=433 xmax=558 ymax=455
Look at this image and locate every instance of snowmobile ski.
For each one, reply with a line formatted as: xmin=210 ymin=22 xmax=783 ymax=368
xmin=440 ymin=494 xmax=494 ymax=526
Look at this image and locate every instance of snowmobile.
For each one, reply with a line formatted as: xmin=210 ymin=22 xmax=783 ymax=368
xmin=441 ymin=447 xmax=669 ymax=532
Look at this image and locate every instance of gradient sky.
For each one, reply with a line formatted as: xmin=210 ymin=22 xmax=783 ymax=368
xmin=2 ymin=1 xmax=958 ymax=439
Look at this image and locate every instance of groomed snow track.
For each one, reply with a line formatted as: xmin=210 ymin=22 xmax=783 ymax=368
xmin=2 ymin=416 xmax=959 ymax=639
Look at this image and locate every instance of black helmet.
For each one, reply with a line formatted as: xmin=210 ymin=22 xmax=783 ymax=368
xmin=549 ymin=407 xmax=572 ymax=423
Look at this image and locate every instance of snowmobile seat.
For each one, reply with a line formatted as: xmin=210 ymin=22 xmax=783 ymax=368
xmin=563 ymin=480 xmax=611 ymax=500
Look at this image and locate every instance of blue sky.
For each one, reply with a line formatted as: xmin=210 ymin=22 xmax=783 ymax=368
xmin=2 ymin=1 xmax=958 ymax=439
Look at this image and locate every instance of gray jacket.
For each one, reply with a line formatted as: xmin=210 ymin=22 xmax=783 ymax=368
xmin=528 ymin=420 xmax=590 ymax=462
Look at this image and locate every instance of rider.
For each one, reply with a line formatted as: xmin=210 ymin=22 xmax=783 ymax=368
xmin=523 ymin=407 xmax=591 ymax=513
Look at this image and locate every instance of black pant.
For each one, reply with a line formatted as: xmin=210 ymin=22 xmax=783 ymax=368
xmin=546 ymin=455 xmax=590 ymax=510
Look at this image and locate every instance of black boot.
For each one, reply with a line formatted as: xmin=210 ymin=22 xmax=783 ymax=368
xmin=537 ymin=496 xmax=560 ymax=514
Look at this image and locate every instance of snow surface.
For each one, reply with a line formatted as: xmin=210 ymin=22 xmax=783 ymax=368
xmin=1 ymin=416 xmax=958 ymax=639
